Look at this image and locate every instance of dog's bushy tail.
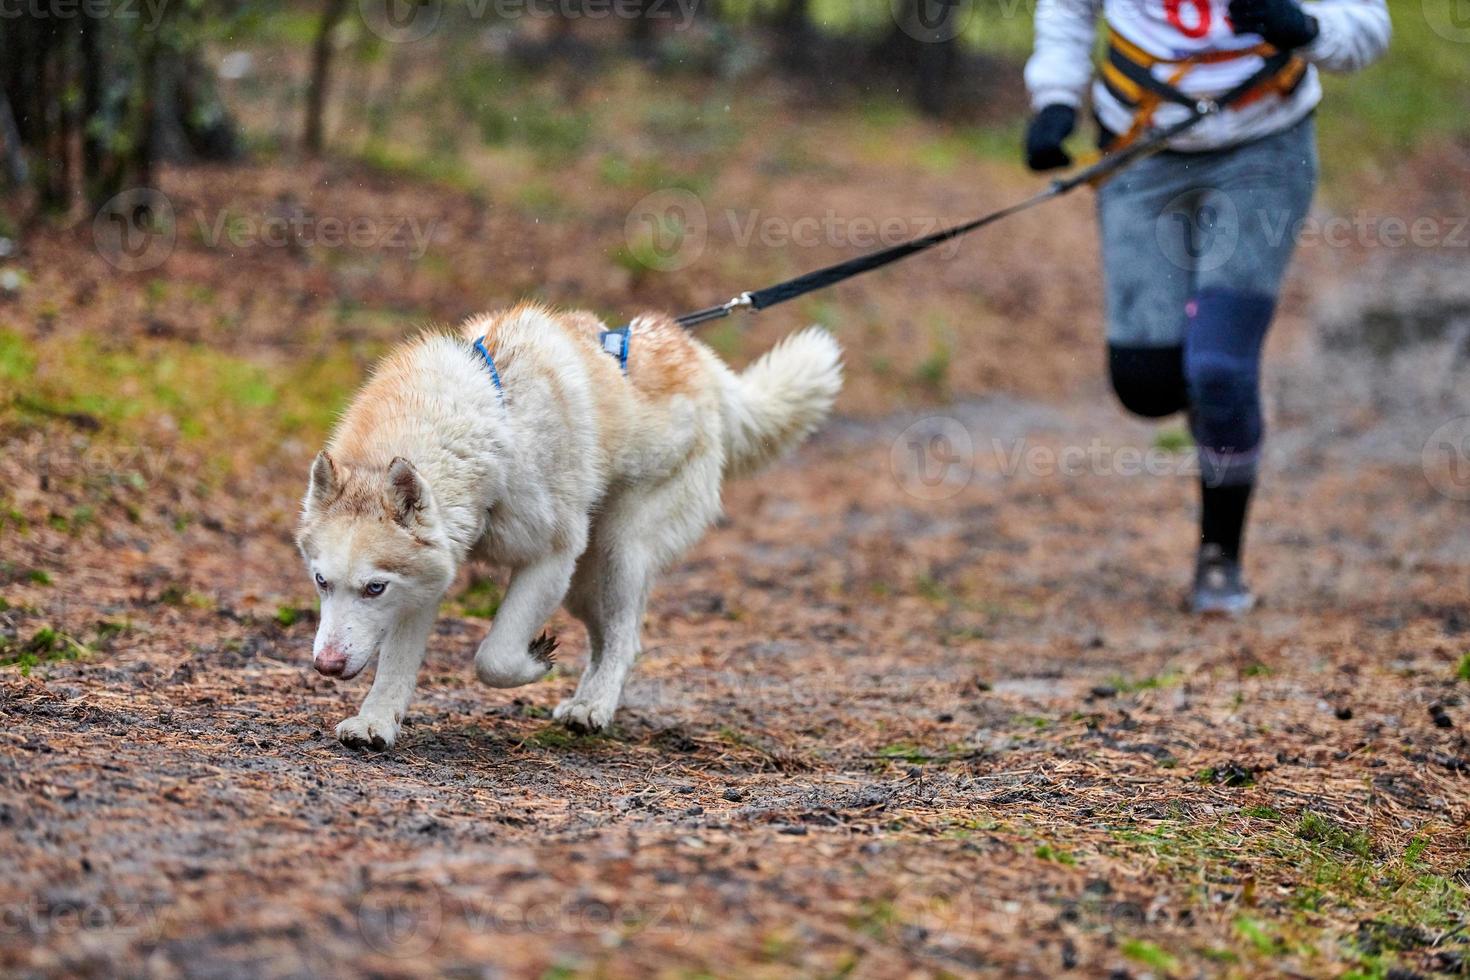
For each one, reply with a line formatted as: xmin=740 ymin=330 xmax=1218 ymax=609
xmin=720 ymin=326 xmax=842 ymax=479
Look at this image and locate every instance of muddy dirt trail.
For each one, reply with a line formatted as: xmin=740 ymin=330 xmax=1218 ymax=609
xmin=4 ymin=360 xmax=1469 ymax=977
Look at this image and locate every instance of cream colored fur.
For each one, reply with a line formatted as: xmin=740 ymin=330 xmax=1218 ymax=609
xmin=296 ymin=305 xmax=841 ymax=749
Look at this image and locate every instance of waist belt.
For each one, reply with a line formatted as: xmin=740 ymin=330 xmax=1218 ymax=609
xmin=1100 ymin=26 xmax=1308 ymax=155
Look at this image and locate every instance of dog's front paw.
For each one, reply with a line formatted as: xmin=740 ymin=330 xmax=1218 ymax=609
xmin=335 ymin=713 xmax=399 ymax=751
xmin=553 ymin=697 xmax=615 ymax=734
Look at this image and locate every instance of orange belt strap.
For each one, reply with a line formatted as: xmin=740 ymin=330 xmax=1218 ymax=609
xmin=1101 ymin=26 xmax=1306 ymax=157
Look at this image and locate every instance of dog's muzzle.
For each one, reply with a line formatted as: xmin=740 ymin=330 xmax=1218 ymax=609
xmin=314 ymin=645 xmax=349 ymax=677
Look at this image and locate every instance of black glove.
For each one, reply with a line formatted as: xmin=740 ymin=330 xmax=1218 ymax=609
xmin=1024 ymin=104 xmax=1077 ymax=172
xmin=1228 ymin=0 xmax=1320 ymax=49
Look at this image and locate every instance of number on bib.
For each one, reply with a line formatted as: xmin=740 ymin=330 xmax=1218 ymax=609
xmin=1165 ymin=0 xmax=1212 ymax=38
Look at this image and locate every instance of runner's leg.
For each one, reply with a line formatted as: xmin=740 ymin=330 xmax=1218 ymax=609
xmin=1185 ymin=115 xmax=1319 ymax=563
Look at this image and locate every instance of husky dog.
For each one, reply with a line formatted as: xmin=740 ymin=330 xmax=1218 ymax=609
xmin=296 ymin=305 xmax=841 ymax=749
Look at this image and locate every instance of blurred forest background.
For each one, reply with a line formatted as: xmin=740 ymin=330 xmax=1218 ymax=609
xmin=2 ymin=0 xmax=1464 ymax=209
xmin=0 ymin=0 xmax=1464 ymax=461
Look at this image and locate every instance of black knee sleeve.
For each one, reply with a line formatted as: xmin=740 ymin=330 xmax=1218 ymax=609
xmin=1185 ymin=287 xmax=1275 ymax=487
xmin=1108 ymin=344 xmax=1188 ymax=419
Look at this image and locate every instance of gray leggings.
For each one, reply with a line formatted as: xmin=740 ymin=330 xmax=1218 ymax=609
xmin=1097 ymin=114 xmax=1318 ymax=484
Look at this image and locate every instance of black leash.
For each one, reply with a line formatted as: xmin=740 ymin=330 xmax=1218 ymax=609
xmin=671 ymin=53 xmax=1293 ymax=332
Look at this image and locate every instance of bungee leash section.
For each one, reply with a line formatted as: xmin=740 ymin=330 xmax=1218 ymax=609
xmin=670 ymin=49 xmax=1296 ymax=333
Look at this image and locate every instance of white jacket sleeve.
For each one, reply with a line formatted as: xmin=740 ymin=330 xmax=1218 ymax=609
xmin=1024 ymin=0 xmax=1103 ymax=111
xmin=1302 ymin=0 xmax=1391 ymax=72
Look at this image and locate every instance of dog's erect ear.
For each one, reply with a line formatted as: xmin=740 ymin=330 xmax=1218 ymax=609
xmin=386 ymin=457 xmax=428 ymax=527
xmin=306 ymin=451 xmax=339 ymax=513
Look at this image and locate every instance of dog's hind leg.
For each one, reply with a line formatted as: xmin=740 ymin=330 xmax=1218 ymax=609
xmin=558 ymin=459 xmax=722 ymax=733
xmin=557 ymin=541 xmax=650 ymax=734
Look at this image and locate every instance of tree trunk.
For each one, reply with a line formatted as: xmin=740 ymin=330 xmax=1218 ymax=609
xmin=777 ymin=0 xmax=814 ymax=70
xmin=915 ymin=34 xmax=958 ymax=117
xmin=875 ymin=0 xmax=961 ymax=117
xmin=628 ymin=0 xmax=657 ymax=58
xmin=129 ymin=25 xmax=161 ymax=192
xmin=305 ymin=0 xmax=351 ymax=156
xmin=172 ymin=50 xmax=242 ymax=162
xmin=780 ymin=0 xmax=810 ymax=30
xmin=9 ymin=17 xmax=71 ymax=209
xmin=0 ymin=90 xmax=26 ymax=188
xmin=79 ymin=9 xmax=109 ymax=200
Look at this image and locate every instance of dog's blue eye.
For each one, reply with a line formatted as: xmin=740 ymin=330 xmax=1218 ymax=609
xmin=314 ymin=572 xmax=327 ymax=589
xmin=363 ymin=581 xmax=387 ymax=598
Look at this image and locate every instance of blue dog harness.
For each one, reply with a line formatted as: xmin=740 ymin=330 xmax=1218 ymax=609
xmin=471 ymin=336 xmax=505 ymax=401
xmin=599 ymin=326 xmax=630 ymax=374
xmin=472 ymin=327 xmax=631 ymax=400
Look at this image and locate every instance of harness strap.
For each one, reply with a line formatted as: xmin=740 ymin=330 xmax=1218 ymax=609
xmin=1106 ymin=48 xmax=1199 ymax=111
xmin=473 ymin=329 xmax=630 ymax=401
xmin=599 ymin=326 xmax=631 ymax=373
xmin=1099 ymin=60 xmax=1194 ymax=169
xmin=471 ymin=336 xmax=505 ymax=401
xmin=1109 ymin=27 xmax=1276 ymax=67
xmin=1100 ymin=26 xmax=1307 ymax=160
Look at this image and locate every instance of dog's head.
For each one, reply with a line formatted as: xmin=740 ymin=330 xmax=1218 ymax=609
xmin=295 ymin=451 xmax=455 ymax=680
